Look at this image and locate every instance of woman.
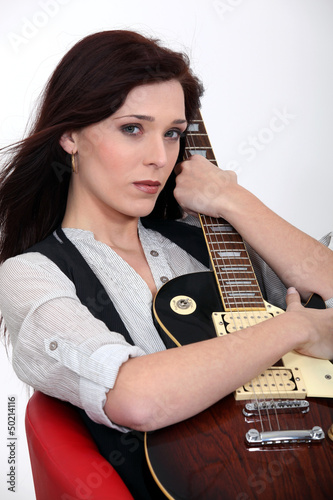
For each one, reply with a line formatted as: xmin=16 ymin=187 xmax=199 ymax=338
xmin=0 ymin=30 xmax=332 ymax=499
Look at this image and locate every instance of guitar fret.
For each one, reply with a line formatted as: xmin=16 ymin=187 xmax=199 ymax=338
xmin=223 ymin=281 xmax=256 ymax=286
xmin=220 ymin=266 xmax=250 ymax=271
xmin=227 ymin=292 xmax=260 ymax=297
xmin=225 ymin=297 xmax=263 ymax=300
xmin=213 ymin=257 xmax=249 ymax=262
xmin=206 ymin=233 xmax=237 ymax=237
xmin=224 ymin=295 xmax=261 ymax=300
xmin=213 ymin=250 xmax=249 ymax=254
xmin=214 ymin=258 xmax=249 ymax=263
xmin=212 ymin=247 xmax=248 ymax=251
xmin=207 ymin=239 xmax=239 ymax=244
xmin=223 ymin=282 xmax=259 ymax=287
xmin=186 ymin=133 xmax=208 ymax=136
xmin=220 ymin=271 xmax=253 ymax=275
xmin=207 ymin=236 xmax=243 ymax=241
xmin=205 ymin=224 xmax=234 ymax=227
xmin=206 ymin=229 xmax=235 ymax=234
xmin=210 ymin=244 xmax=245 ymax=249
xmin=218 ymin=274 xmax=254 ymax=279
xmin=205 ymin=221 xmax=233 ymax=224
xmin=215 ymin=263 xmax=251 ymax=267
xmin=224 ymin=303 xmax=265 ymax=309
xmin=224 ymin=291 xmax=261 ymax=297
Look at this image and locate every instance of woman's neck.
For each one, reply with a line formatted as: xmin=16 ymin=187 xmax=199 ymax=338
xmin=62 ymin=211 xmax=141 ymax=251
xmin=62 ymin=184 xmax=141 ymax=249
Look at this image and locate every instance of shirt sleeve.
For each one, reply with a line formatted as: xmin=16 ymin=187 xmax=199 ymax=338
xmin=245 ymin=243 xmax=288 ymax=310
xmin=319 ymin=232 xmax=333 ymax=308
xmin=0 ymin=253 xmax=144 ymax=431
xmin=247 ymin=231 xmax=333 ymax=310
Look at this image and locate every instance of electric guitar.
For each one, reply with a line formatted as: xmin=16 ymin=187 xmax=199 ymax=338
xmin=145 ymin=112 xmax=333 ymax=499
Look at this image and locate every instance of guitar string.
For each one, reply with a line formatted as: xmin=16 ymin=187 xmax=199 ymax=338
xmin=188 ymin=114 xmax=302 ymax=436
xmin=266 ymin=366 xmax=299 ymax=432
xmin=184 ymin=114 xmax=288 ymax=434
xmin=184 ymin=118 xmax=263 ymax=334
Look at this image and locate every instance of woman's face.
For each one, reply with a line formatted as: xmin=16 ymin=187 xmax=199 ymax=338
xmin=62 ymin=79 xmax=187 ymax=223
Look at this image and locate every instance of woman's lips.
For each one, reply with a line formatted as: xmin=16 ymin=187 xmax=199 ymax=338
xmin=133 ymin=180 xmax=161 ymax=194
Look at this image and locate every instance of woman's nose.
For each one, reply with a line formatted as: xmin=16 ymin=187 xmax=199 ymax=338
xmin=143 ymin=137 xmax=167 ymax=168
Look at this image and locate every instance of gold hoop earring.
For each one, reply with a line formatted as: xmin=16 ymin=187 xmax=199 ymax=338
xmin=71 ymin=152 xmax=78 ymax=174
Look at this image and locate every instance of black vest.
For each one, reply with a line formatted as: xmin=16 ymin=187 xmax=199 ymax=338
xmin=27 ymin=219 xmax=209 ymax=499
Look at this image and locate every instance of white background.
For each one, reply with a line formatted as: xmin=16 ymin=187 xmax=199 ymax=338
xmin=0 ymin=0 xmax=332 ymax=498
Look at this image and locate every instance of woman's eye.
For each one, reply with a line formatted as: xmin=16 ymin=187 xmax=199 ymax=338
xmin=165 ymin=129 xmax=181 ymax=139
xmin=122 ymin=125 xmax=141 ymax=135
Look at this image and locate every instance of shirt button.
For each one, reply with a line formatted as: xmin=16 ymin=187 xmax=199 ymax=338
xmin=150 ymin=250 xmax=159 ymax=257
xmin=49 ymin=341 xmax=58 ymax=351
xmin=160 ymin=276 xmax=169 ymax=283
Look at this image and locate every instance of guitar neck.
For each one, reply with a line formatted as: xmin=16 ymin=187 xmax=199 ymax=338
xmin=185 ymin=112 xmax=265 ymax=312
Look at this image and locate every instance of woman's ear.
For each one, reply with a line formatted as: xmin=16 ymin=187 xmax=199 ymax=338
xmin=59 ymin=132 xmax=77 ymax=154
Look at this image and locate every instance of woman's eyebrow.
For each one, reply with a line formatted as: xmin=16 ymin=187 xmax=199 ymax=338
xmin=114 ymin=114 xmax=154 ymax=121
xmin=114 ymin=114 xmax=187 ymax=125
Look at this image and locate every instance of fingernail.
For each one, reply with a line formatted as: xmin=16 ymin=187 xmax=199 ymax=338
xmin=287 ymin=287 xmax=297 ymax=295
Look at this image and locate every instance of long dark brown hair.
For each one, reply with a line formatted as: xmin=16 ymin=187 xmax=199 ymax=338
xmin=0 ymin=30 xmax=203 ymax=263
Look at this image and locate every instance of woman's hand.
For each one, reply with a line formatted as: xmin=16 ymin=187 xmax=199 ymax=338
xmin=286 ymin=287 xmax=333 ymax=360
xmin=174 ymin=155 xmax=239 ymax=218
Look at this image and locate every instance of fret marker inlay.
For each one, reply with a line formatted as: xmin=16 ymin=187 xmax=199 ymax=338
xmin=210 ymin=225 xmax=233 ymax=232
xmin=188 ymin=149 xmax=207 ymax=158
xmin=218 ymin=251 xmax=241 ymax=258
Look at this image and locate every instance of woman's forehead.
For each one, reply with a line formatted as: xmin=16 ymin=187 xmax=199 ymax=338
xmin=115 ymin=80 xmax=186 ymax=117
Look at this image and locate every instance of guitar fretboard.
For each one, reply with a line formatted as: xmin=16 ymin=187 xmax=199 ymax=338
xmin=185 ymin=113 xmax=265 ymax=312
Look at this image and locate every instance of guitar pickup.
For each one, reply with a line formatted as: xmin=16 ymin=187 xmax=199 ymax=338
xmin=246 ymin=426 xmax=325 ymax=445
xmin=212 ymin=310 xmax=275 ymax=336
xmin=234 ymin=367 xmax=307 ymax=400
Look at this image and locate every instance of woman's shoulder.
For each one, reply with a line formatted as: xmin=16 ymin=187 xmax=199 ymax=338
xmin=1 ymin=251 xmax=62 ymax=273
xmin=0 ymin=251 xmax=76 ymax=291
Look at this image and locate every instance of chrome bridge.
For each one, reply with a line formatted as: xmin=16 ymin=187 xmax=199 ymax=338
xmin=243 ymin=399 xmax=310 ymax=417
xmin=246 ymin=426 xmax=325 ymax=445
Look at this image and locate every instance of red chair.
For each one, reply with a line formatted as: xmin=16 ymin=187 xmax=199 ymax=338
xmin=25 ymin=391 xmax=133 ymax=499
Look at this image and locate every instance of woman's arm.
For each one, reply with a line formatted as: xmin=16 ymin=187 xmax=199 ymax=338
xmin=105 ymin=289 xmax=333 ymax=432
xmin=173 ymin=155 xmax=333 ymax=302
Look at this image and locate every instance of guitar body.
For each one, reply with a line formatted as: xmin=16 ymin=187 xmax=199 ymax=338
xmin=147 ymin=272 xmax=333 ymax=499
xmin=146 ymin=394 xmax=333 ymax=500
